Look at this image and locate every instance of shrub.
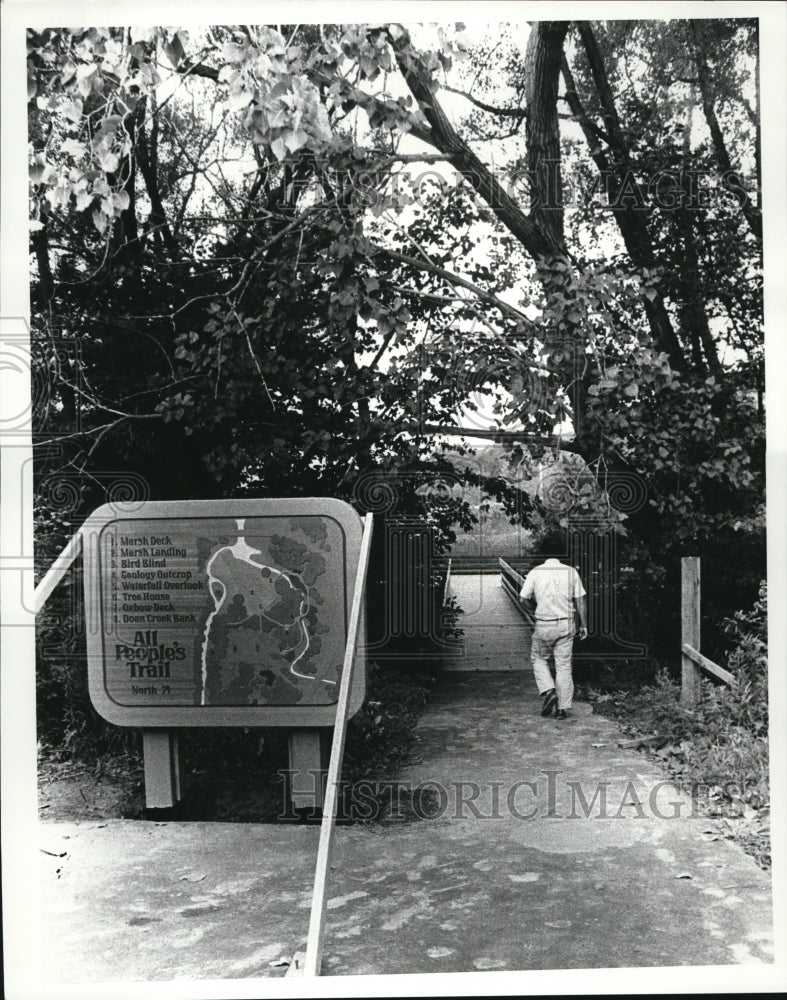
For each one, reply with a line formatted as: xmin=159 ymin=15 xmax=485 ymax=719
xmin=591 ymin=582 xmax=769 ymax=866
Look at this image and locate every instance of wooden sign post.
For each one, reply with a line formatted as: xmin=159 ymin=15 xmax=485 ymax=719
xmin=79 ymin=498 xmax=367 ymax=809
xmin=681 ymin=556 xmax=702 ymax=708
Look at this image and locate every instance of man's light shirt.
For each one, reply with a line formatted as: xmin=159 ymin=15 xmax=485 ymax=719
xmin=520 ymin=558 xmax=586 ymax=620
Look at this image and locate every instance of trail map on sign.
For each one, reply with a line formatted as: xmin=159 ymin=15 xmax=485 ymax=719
xmin=101 ymin=513 xmax=346 ymax=709
xmin=200 ymin=518 xmax=334 ymax=705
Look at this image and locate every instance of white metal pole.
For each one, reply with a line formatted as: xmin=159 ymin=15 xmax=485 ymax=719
xmin=32 ymin=529 xmax=83 ymax=615
xmin=301 ymin=512 xmax=373 ymax=977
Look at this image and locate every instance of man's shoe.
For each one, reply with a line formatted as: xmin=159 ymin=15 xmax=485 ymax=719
xmin=540 ymin=689 xmax=557 ymax=717
xmin=555 ymin=709 xmax=567 ymax=720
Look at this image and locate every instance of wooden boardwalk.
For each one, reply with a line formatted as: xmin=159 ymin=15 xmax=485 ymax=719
xmin=444 ymin=572 xmax=532 ymax=671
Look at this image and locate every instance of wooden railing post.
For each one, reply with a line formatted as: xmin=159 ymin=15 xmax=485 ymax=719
xmin=681 ymin=556 xmax=701 ymax=707
xmin=442 ymin=558 xmax=452 ymax=607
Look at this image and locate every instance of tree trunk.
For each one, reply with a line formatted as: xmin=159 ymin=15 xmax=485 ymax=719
xmin=390 ymin=27 xmax=562 ymax=259
xmin=572 ymin=22 xmax=686 ymax=371
xmin=392 ymin=24 xmax=587 ymax=435
xmin=675 ymin=92 xmax=722 ymax=377
xmin=525 ymin=22 xmax=570 ymax=253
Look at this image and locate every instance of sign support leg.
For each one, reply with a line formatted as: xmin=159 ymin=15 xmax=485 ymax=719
xmin=142 ymin=730 xmax=183 ymax=809
xmin=288 ymin=729 xmax=329 ymax=812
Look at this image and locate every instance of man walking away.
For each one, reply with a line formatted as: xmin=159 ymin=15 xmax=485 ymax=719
xmin=520 ymin=532 xmax=588 ymax=720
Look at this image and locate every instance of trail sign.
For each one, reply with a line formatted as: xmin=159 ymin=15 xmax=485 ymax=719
xmin=82 ymin=498 xmax=366 ymax=728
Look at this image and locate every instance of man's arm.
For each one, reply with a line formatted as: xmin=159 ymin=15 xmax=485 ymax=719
xmin=574 ymin=594 xmax=588 ymax=639
xmin=520 ymin=571 xmax=537 ymax=619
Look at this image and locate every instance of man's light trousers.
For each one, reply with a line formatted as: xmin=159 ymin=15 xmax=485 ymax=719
xmin=531 ymin=622 xmax=575 ymax=710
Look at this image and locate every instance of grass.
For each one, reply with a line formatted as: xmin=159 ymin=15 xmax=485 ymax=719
xmin=449 ymin=501 xmax=533 ymax=559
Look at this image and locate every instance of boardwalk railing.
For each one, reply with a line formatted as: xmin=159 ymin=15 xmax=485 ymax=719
xmin=681 ymin=556 xmax=737 ymax=708
xmin=447 ymin=555 xmax=507 ymax=574
xmin=499 ymin=558 xmax=535 ymax=626
xmin=442 ymin=558 xmax=452 ymax=607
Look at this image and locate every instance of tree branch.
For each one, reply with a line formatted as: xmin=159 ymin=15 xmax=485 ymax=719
xmin=442 ymin=83 xmax=528 ymax=119
xmin=388 ymin=27 xmax=558 ymax=259
xmin=34 ymin=414 xmax=162 ymax=449
xmin=575 ymin=22 xmax=630 ymax=165
xmin=688 ymin=21 xmax=761 ymax=240
xmin=166 ymin=48 xmax=220 ymax=82
xmin=561 ymin=55 xmax=613 ymax=185
xmin=559 ymin=65 xmax=611 ymax=150
xmin=370 ymin=243 xmax=537 ymax=331
xmin=572 ymin=21 xmax=685 ymax=370
xmin=134 ymin=99 xmax=180 ymax=255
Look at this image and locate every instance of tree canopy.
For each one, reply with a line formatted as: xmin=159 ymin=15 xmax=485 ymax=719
xmin=28 ymin=19 xmax=764 ymax=625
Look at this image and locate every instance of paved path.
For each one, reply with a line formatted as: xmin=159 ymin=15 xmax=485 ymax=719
xmin=35 ymin=577 xmax=774 ymax=985
xmin=37 ymin=677 xmax=773 ymax=984
xmin=327 ymin=675 xmax=773 ymax=975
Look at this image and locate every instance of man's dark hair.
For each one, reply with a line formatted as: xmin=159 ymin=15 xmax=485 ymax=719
xmin=537 ymin=530 xmax=566 ymax=557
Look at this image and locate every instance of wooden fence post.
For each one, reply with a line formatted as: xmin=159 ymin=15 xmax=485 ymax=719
xmin=681 ymin=557 xmax=701 ymax=708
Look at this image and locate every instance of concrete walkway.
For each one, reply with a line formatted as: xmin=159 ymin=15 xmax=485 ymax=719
xmin=328 ymin=675 xmax=773 ymax=974
xmin=33 ymin=576 xmax=774 ymax=985
xmin=37 ymin=672 xmax=773 ymax=985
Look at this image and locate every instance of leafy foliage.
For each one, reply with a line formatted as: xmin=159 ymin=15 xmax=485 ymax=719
xmin=587 ymin=582 xmax=769 ymax=867
xmin=28 ymin=20 xmax=765 ymax=786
